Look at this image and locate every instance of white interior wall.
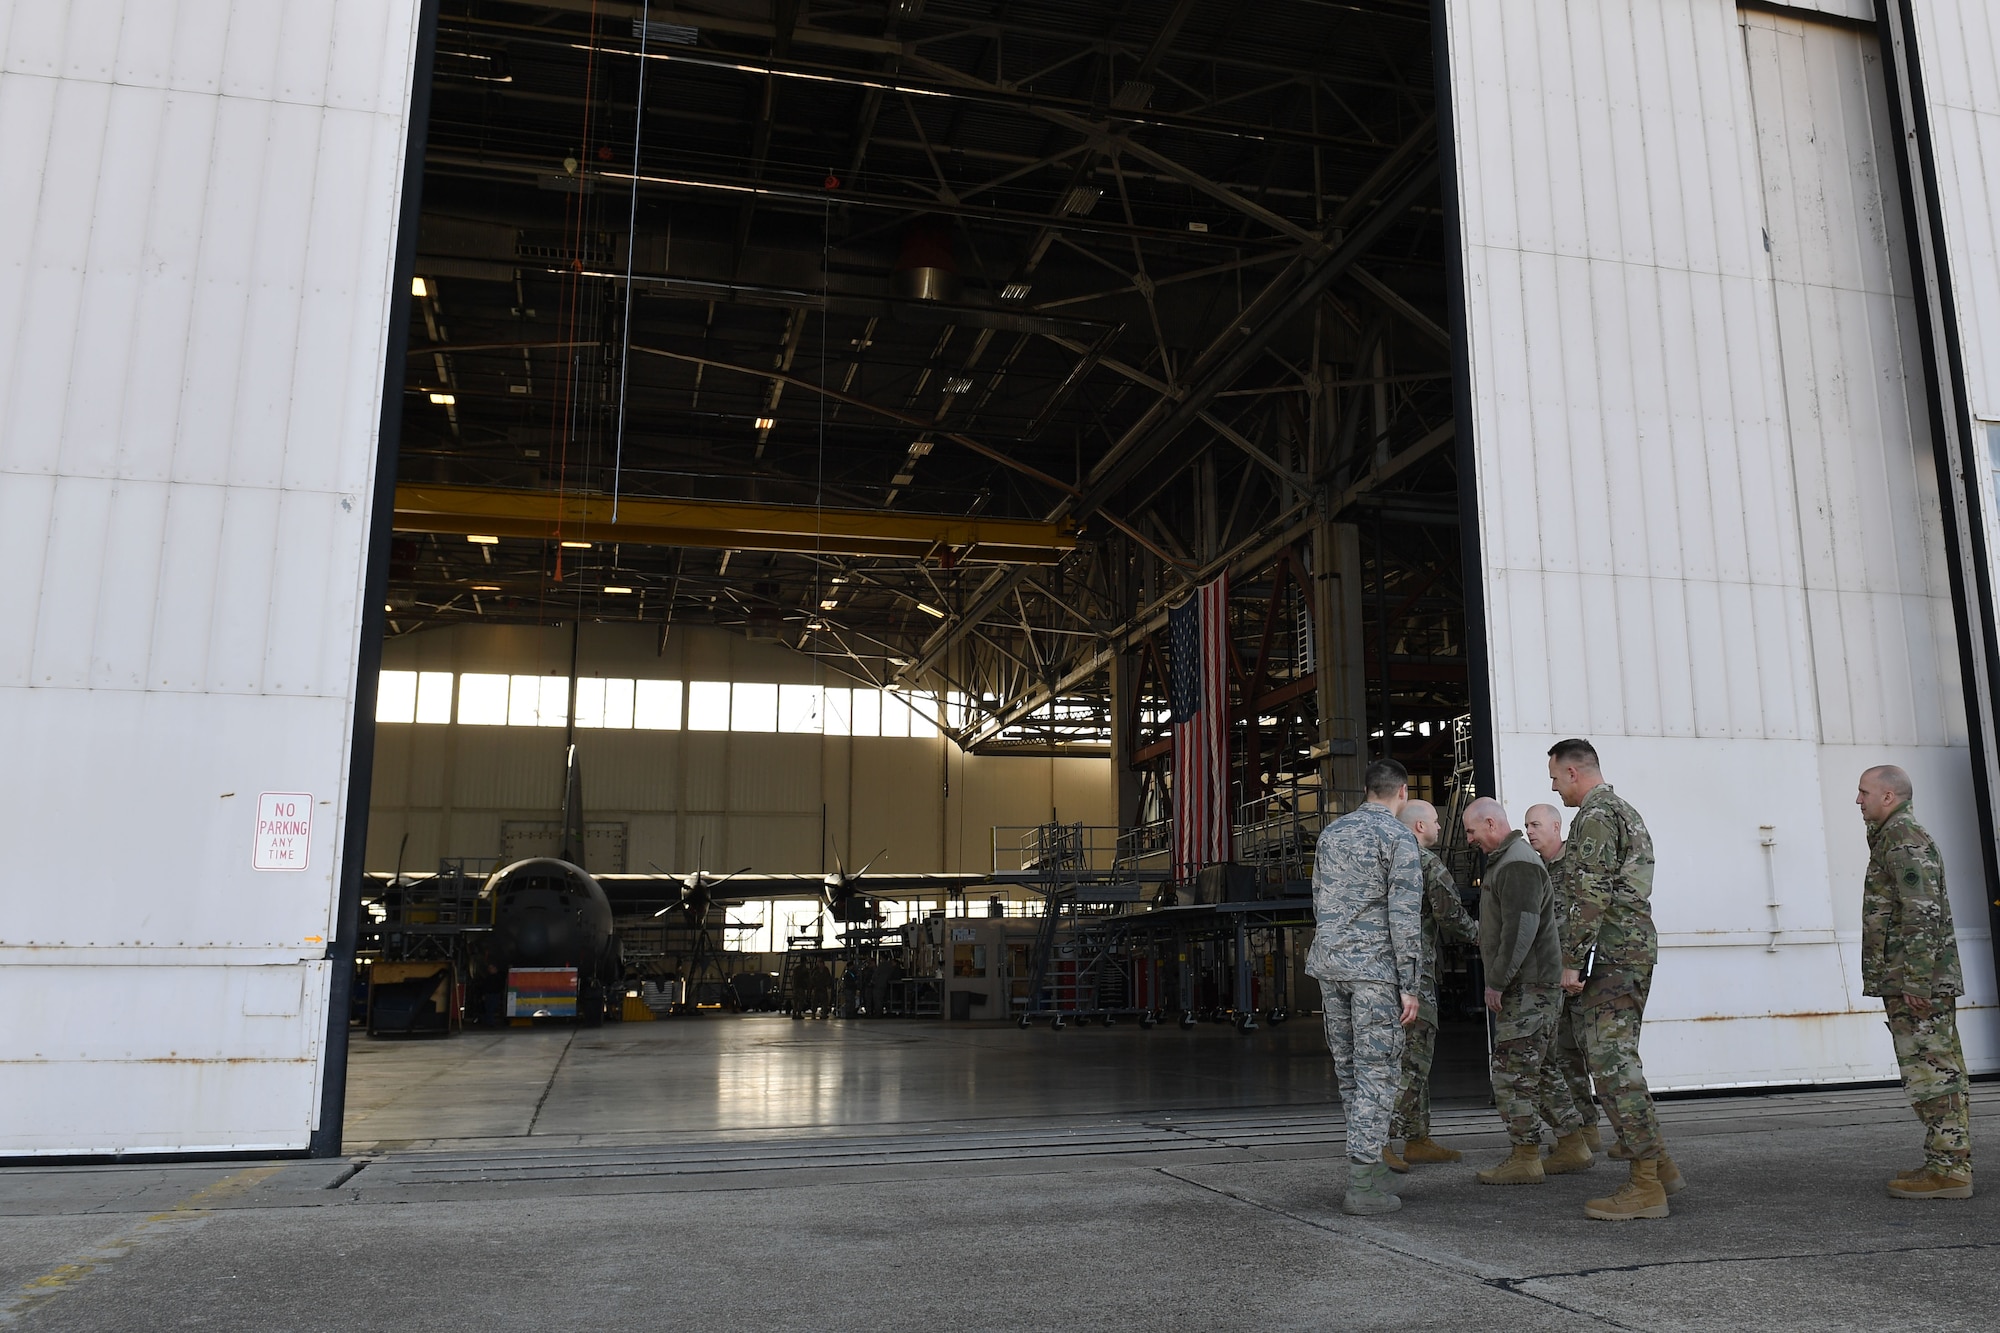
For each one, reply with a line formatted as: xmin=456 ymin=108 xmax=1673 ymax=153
xmin=1443 ymin=0 xmax=1993 ymax=1089
xmin=368 ymin=622 xmax=1115 ymax=878
xmin=0 ymin=2 xmax=422 ymax=1154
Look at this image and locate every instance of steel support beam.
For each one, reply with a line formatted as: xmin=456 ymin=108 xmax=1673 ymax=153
xmin=392 ymin=483 xmax=1076 ymax=562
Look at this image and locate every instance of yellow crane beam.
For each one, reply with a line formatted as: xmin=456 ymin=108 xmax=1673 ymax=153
xmin=392 ymin=483 xmax=1076 ymax=564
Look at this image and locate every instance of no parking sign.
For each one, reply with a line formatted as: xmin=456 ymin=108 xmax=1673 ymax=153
xmin=253 ymin=792 xmax=313 ymax=871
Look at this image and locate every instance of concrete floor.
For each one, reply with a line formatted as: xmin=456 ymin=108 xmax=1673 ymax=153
xmin=4 ymin=1018 xmax=1995 ymax=1330
xmin=341 ymin=1013 xmax=1496 ymax=1148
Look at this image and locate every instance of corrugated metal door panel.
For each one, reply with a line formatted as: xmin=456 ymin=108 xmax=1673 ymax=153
xmin=61 ymin=95 xmax=150 ymax=483
xmin=402 ymin=727 xmax=446 ymax=807
xmin=237 ymin=106 xmax=321 ymax=490
xmin=0 ymin=475 xmax=53 ymax=686
xmin=31 ymin=478 xmax=111 ymax=688
xmin=1554 ymin=257 xmax=1608 ymax=575
xmin=91 ymin=480 xmax=169 ymax=690
xmin=148 ymin=482 xmax=224 ymax=689
xmin=681 ymin=731 xmax=727 ymax=809
xmin=369 ymin=725 xmax=411 ymax=808
xmin=449 ymin=728 xmax=561 ymax=809
xmin=727 ymin=814 xmax=818 ymax=872
xmin=1502 ymin=3 xmax=1556 ymax=256
xmin=204 ymin=484 xmax=280 ymax=693
xmin=125 ymin=97 xmax=215 ymax=486
xmin=580 ymin=732 xmax=679 ymax=808
xmin=272 ymin=4 xmax=338 ymax=106
xmin=219 ymin=1 xmax=286 ymax=102
xmin=726 ymin=734 xmax=821 ymax=812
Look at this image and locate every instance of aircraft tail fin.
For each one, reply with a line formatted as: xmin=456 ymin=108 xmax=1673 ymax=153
xmin=559 ymin=743 xmax=586 ymax=868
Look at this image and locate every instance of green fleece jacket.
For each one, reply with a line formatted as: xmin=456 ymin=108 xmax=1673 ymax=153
xmin=1478 ymin=830 xmax=1563 ymax=990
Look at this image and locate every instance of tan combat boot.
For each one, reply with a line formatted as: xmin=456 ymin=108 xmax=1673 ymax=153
xmin=1583 ymin=1158 xmax=1669 ymax=1219
xmin=1581 ymin=1123 xmax=1603 ymax=1154
xmin=1382 ymin=1143 xmax=1410 ymax=1174
xmin=1543 ymin=1129 xmax=1596 ymax=1175
xmin=1887 ymin=1168 xmax=1973 ymax=1200
xmin=1402 ymin=1135 xmax=1463 ymax=1165
xmin=1658 ymin=1152 xmax=1686 ymax=1196
xmin=1477 ymin=1144 xmax=1545 ymax=1185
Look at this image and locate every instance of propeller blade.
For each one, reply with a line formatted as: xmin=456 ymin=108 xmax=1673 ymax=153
xmin=854 ymin=849 xmax=888 ymax=879
xmin=710 ymin=866 xmax=756 ymax=888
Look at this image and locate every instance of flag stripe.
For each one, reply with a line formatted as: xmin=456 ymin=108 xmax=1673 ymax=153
xmin=1173 ymin=574 xmax=1231 ymax=879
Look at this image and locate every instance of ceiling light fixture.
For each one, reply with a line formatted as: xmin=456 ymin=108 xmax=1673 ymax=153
xmin=473 ymin=584 xmax=500 ymax=592
xmin=466 ymin=534 xmax=499 ymax=544
xmin=820 ymin=598 xmax=839 ymax=610
xmin=754 ymin=416 xmax=776 ymax=430
xmin=942 ymin=377 xmax=973 ymax=394
xmin=411 ymin=277 xmax=428 ymax=297
xmin=917 ymin=603 xmax=947 ymax=619
xmin=1000 ymin=283 xmax=1031 ymax=301
xmin=429 ymin=392 xmax=455 ymax=405
xmin=604 ymin=585 xmax=633 ymax=595
xmin=560 ymin=541 xmax=591 ymax=549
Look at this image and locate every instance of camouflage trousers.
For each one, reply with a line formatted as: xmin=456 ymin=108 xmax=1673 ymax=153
xmin=1574 ymin=963 xmax=1664 ymax=1160
xmin=1492 ymin=984 xmax=1582 ymax=1146
xmin=1552 ymin=992 xmax=1600 ymax=1130
xmin=1884 ymin=995 xmax=1972 ymax=1174
xmin=1322 ymin=980 xmax=1407 ymax=1162
xmin=1390 ymin=1013 xmax=1439 ymax=1140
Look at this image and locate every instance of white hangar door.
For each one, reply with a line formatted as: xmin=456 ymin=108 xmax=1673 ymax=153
xmin=0 ymin=2 xmax=426 ymax=1155
xmin=1441 ymin=0 xmax=1990 ymax=1091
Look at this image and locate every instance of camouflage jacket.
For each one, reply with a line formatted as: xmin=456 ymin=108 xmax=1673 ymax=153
xmin=1479 ymin=830 xmax=1564 ymax=990
xmin=1547 ymin=851 xmax=1578 ymax=956
xmin=1862 ymin=803 xmax=1962 ymax=999
xmin=1417 ymin=847 xmax=1477 ymax=999
xmin=1561 ymin=784 xmax=1658 ymax=973
xmin=1305 ymin=802 xmax=1422 ymax=990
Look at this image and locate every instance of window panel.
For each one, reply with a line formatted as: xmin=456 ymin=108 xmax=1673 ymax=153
xmin=634 ymin=679 xmax=682 ymax=730
xmin=375 ymin=671 xmax=417 ymax=723
xmin=879 ymin=689 xmax=911 ymax=737
xmin=414 ymin=671 xmax=453 ymax=724
xmin=849 ymin=687 xmax=880 ymax=737
xmin=602 ymin=678 xmax=635 ymax=729
xmin=778 ymin=683 xmax=824 ymax=733
xmin=457 ymin=673 xmax=509 ymax=725
xmin=906 ymin=691 xmax=937 ymax=739
xmin=572 ymin=678 xmax=607 ymax=728
xmin=687 ymin=680 xmax=731 ymax=731
xmin=732 ymin=681 xmax=778 ymax=732
xmin=536 ymin=677 xmax=570 ymax=727
xmin=822 ymin=687 xmax=851 ymax=736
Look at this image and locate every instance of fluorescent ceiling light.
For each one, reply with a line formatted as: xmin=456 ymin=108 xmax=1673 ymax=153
xmin=429 ymin=392 xmax=455 ymax=405
xmin=472 ymin=584 xmax=500 ymax=592
xmin=829 ymin=574 xmax=849 ymax=584
xmin=411 ymin=277 xmax=428 ymax=297
xmin=604 ymin=586 xmax=633 ymax=595
xmin=1186 ymin=221 xmax=1209 ymax=233
xmin=917 ymin=603 xmax=947 ymax=619
xmin=754 ymin=417 xmax=776 ymax=430
xmin=466 ymin=534 xmax=499 ymax=544
xmin=560 ymin=540 xmax=591 ymax=549
xmin=942 ymin=377 xmax=972 ymax=394
xmin=1000 ymin=283 xmax=1030 ymax=301
xmin=820 ymin=598 xmax=839 ymax=610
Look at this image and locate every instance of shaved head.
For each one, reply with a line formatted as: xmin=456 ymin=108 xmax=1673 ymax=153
xmin=1856 ymin=765 xmax=1914 ymax=825
xmin=1464 ymin=796 xmax=1505 ymax=822
xmin=1523 ymin=803 xmax=1564 ymax=862
xmin=1401 ymin=799 xmax=1442 ymax=849
xmin=1863 ymin=765 xmax=1913 ymax=801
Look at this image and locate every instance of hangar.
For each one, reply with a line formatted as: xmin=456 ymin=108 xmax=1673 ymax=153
xmin=2 ymin=0 xmax=1996 ymax=1157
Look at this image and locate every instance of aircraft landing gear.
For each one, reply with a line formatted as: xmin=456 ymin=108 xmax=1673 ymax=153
xmin=1179 ymin=1011 xmax=1197 ymax=1030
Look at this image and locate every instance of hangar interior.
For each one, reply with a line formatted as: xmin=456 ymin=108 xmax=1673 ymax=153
xmin=354 ymin=0 xmax=1481 ymax=1131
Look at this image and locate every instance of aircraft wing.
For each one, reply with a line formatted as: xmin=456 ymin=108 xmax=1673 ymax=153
xmin=595 ymin=871 xmax=991 ymax=900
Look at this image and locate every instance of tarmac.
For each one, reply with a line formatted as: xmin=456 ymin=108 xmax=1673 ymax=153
xmin=3 ymin=1016 xmax=1995 ymax=1331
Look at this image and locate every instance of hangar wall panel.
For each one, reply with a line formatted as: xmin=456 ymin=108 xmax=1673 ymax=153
xmin=366 ymin=624 xmax=1114 ymax=879
xmin=1442 ymin=0 xmax=1993 ymax=1089
xmin=0 ymin=2 xmax=423 ymax=1154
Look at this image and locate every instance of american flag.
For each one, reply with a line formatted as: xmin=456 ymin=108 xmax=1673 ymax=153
xmin=1171 ymin=573 xmax=1231 ymax=879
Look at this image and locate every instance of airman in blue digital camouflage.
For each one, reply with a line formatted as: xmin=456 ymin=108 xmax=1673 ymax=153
xmin=1307 ymin=757 xmax=1423 ymax=1216
xmin=1857 ymin=765 xmax=1972 ymax=1199
xmin=1384 ymin=798 xmax=1479 ymax=1172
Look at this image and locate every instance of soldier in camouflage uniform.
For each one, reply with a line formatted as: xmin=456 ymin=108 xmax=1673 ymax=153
xmin=1462 ymin=798 xmax=1587 ymax=1185
xmin=1549 ymin=739 xmax=1682 ymax=1220
xmin=1307 ymin=758 xmax=1423 ymax=1216
xmin=1526 ymin=803 xmax=1603 ymax=1154
xmin=1857 ymin=765 xmax=1972 ymax=1199
xmin=1385 ymin=799 xmax=1479 ymax=1169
